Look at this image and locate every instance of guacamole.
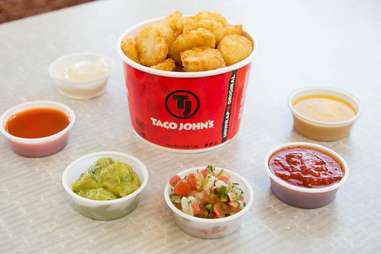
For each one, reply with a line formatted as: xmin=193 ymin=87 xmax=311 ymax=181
xmin=72 ymin=158 xmax=140 ymax=200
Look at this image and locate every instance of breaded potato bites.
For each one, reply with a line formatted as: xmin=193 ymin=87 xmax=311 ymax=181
xmin=151 ymin=21 xmax=176 ymax=46
xmin=165 ymin=11 xmax=184 ymax=37
xmin=183 ymin=18 xmax=225 ymax=42
xmin=169 ymin=28 xmax=216 ymax=63
xmin=223 ymin=24 xmax=244 ymax=37
xmin=151 ymin=58 xmax=176 ymax=71
xmin=121 ymin=36 xmax=139 ymax=62
xmin=193 ymin=11 xmax=228 ymax=26
xmin=136 ymin=25 xmax=168 ymax=66
xmin=181 ymin=47 xmax=225 ymax=72
xmin=121 ymin=11 xmax=254 ymax=72
xmin=218 ymin=34 xmax=253 ymax=65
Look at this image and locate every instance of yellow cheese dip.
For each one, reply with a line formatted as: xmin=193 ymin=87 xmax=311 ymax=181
xmin=293 ymin=95 xmax=356 ymax=123
xmin=72 ymin=158 xmax=140 ymax=201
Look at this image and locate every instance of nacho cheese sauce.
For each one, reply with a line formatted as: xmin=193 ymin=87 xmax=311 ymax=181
xmin=269 ymin=146 xmax=344 ymax=188
xmin=5 ymin=107 xmax=70 ymax=138
xmin=293 ymin=94 xmax=356 ymax=122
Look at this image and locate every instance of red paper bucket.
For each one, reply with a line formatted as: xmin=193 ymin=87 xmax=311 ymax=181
xmin=118 ymin=17 xmax=255 ymax=152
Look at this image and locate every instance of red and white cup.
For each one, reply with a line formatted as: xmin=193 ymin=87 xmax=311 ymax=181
xmin=117 ymin=17 xmax=255 ymax=152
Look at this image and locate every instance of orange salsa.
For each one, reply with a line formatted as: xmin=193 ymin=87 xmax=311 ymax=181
xmin=5 ymin=107 xmax=70 ymax=138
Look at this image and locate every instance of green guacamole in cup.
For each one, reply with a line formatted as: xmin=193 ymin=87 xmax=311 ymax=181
xmin=72 ymin=158 xmax=140 ymax=200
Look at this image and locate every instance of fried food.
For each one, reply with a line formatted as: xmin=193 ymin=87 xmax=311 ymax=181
xmin=183 ymin=18 xmax=225 ymax=42
xmin=136 ymin=25 xmax=168 ymax=66
xmin=165 ymin=11 xmax=184 ymax=37
xmin=121 ymin=36 xmax=139 ymax=62
xmin=193 ymin=11 xmax=228 ymax=26
xmin=151 ymin=21 xmax=176 ymax=46
xmin=181 ymin=47 xmax=225 ymax=72
xmin=169 ymin=28 xmax=216 ymax=63
xmin=217 ymin=34 xmax=252 ymax=65
xmin=151 ymin=58 xmax=176 ymax=71
xmin=174 ymin=65 xmax=185 ymax=72
xmin=120 ymin=11 xmax=254 ymax=71
xmin=223 ymin=24 xmax=244 ymax=37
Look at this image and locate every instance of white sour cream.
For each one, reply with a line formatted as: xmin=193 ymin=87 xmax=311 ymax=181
xmin=63 ymin=59 xmax=110 ymax=82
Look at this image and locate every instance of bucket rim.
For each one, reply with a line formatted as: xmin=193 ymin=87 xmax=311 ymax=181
xmin=117 ymin=16 xmax=256 ymax=78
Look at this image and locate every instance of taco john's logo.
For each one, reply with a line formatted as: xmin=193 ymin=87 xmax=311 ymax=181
xmin=165 ymin=90 xmax=200 ymax=119
xmin=149 ymin=90 xmax=214 ymax=131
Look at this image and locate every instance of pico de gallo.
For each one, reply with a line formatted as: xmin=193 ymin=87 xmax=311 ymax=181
xmin=169 ymin=165 xmax=245 ymax=219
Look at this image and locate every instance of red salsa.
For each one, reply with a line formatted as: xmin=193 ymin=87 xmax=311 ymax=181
xmin=269 ymin=146 xmax=344 ymax=188
xmin=5 ymin=107 xmax=70 ymax=138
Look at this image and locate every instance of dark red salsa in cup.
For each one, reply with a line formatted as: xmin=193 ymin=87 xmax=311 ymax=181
xmin=268 ymin=146 xmax=344 ymax=188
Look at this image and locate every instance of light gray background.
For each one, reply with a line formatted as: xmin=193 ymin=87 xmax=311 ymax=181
xmin=0 ymin=0 xmax=380 ymax=253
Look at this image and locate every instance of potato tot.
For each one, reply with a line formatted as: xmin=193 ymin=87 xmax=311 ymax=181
xmin=122 ymin=10 xmax=254 ymax=71
xmin=181 ymin=47 xmax=225 ymax=72
xmin=165 ymin=11 xmax=184 ymax=36
xmin=121 ymin=36 xmax=139 ymax=62
xmin=151 ymin=21 xmax=176 ymax=46
xmin=151 ymin=58 xmax=176 ymax=71
xmin=169 ymin=28 xmax=216 ymax=63
xmin=183 ymin=18 xmax=225 ymax=42
xmin=223 ymin=24 xmax=244 ymax=36
xmin=218 ymin=34 xmax=252 ymax=65
xmin=193 ymin=11 xmax=228 ymax=26
xmin=136 ymin=25 xmax=168 ymax=66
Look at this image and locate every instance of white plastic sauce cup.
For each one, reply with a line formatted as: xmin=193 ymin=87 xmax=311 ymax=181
xmin=289 ymin=88 xmax=360 ymax=141
xmin=49 ymin=53 xmax=112 ymax=100
xmin=62 ymin=151 xmax=149 ymax=220
xmin=0 ymin=100 xmax=75 ymax=157
xmin=164 ymin=166 xmax=254 ymax=239
xmin=265 ymin=142 xmax=348 ymax=209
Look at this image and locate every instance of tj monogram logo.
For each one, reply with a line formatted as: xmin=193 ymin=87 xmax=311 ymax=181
xmin=165 ymin=90 xmax=200 ymax=119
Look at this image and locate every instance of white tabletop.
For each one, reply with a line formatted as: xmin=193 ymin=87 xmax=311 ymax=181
xmin=0 ymin=0 xmax=380 ymax=253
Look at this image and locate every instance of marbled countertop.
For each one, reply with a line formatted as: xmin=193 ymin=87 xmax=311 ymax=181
xmin=0 ymin=0 xmax=380 ymax=253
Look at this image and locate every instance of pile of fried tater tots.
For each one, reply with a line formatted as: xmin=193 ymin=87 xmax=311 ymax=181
xmin=121 ymin=11 xmax=254 ymax=72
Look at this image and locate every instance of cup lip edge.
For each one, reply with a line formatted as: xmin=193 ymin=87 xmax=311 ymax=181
xmin=163 ymin=166 xmax=254 ymax=224
xmin=264 ymin=142 xmax=349 ymax=193
xmin=49 ymin=52 xmax=113 ymax=85
xmin=61 ymin=151 xmax=149 ymax=206
xmin=117 ymin=16 xmax=256 ymax=78
xmin=0 ymin=100 xmax=76 ymax=144
xmin=288 ymin=87 xmax=361 ymax=127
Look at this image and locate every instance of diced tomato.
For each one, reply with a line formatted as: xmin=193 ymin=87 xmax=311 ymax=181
xmin=174 ymin=180 xmax=192 ymax=196
xmin=191 ymin=201 xmax=202 ymax=215
xmin=201 ymin=168 xmax=209 ymax=177
xmin=213 ymin=202 xmax=224 ymax=218
xmin=169 ymin=175 xmax=181 ymax=187
xmin=201 ymin=192 xmax=219 ymax=204
xmin=218 ymin=174 xmax=230 ymax=183
xmin=187 ymin=173 xmax=197 ymax=190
